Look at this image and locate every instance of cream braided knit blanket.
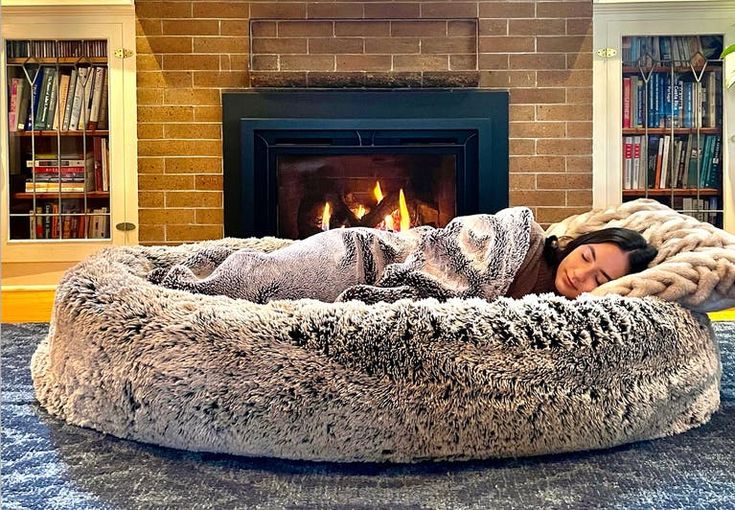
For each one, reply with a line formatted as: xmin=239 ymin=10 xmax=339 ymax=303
xmin=546 ymin=198 xmax=735 ymax=312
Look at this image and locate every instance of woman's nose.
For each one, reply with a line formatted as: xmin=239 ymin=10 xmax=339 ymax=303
xmin=573 ymin=267 xmax=595 ymax=289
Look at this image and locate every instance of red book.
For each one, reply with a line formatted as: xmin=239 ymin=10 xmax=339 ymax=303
xmin=622 ymin=77 xmax=631 ymax=128
xmin=623 ymin=137 xmax=633 ymax=189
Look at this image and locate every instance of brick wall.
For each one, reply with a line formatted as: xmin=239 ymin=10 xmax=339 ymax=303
xmin=134 ymin=1 xmax=593 ymax=244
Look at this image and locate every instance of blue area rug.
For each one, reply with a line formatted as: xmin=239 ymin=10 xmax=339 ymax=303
xmin=2 ymin=321 xmax=734 ymax=510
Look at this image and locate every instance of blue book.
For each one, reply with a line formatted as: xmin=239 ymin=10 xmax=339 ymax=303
xmin=25 ymin=67 xmax=45 ymax=131
xmin=709 ymin=136 xmax=721 ymax=188
xmin=700 ymin=135 xmax=713 ymax=188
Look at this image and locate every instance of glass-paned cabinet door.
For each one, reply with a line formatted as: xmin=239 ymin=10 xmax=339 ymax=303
xmin=621 ymin=34 xmax=724 ymax=228
xmin=6 ymin=39 xmax=111 ymax=241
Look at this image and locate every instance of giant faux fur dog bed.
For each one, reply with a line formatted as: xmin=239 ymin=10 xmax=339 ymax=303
xmin=31 ymin=199 xmax=732 ymax=463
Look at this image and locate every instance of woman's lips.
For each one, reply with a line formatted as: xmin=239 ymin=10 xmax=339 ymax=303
xmin=565 ymin=272 xmax=576 ymax=291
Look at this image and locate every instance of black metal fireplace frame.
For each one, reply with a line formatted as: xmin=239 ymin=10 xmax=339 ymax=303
xmin=222 ymin=89 xmax=509 ymax=238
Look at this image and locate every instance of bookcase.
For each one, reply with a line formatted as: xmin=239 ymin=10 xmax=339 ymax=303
xmin=1 ymin=1 xmax=138 ymax=287
xmin=593 ymin=1 xmax=735 ymax=233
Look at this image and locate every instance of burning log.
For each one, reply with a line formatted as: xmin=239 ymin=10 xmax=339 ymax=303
xmin=297 ymin=189 xmax=441 ymax=236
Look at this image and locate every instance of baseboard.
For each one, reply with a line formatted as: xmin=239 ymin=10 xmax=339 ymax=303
xmin=2 ymin=286 xmax=735 ymax=323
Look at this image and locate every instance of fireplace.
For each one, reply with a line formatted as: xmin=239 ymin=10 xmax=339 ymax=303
xmin=222 ymin=90 xmax=508 ymax=239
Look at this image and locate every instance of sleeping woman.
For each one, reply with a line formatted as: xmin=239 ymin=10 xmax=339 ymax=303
xmin=152 ymin=206 xmax=658 ymax=304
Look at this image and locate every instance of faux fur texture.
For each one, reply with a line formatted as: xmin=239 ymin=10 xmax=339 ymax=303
xmin=151 ymin=208 xmax=534 ymax=304
xmin=548 ymin=199 xmax=735 ymax=312
xmin=31 ymin=234 xmax=722 ymax=463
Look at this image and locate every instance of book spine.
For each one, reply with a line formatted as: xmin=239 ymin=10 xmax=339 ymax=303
xmin=633 ymin=136 xmax=641 ymax=190
xmin=101 ymin=138 xmax=109 ymax=191
xmin=660 ymin=135 xmax=670 ymax=188
xmin=36 ymin=67 xmax=54 ymax=130
xmin=97 ymin=69 xmax=109 ymax=130
xmin=62 ymin=69 xmax=77 ymax=131
xmin=69 ymin=67 xmax=88 ymax=130
xmin=16 ymin=80 xmax=29 ymax=131
xmin=709 ymin=135 xmax=721 ymax=188
xmin=623 ymin=137 xmax=632 ymax=189
xmin=27 ymin=158 xmax=94 ymax=167
xmin=88 ymin=67 xmax=105 ymax=130
xmin=93 ymin=137 xmax=103 ymax=191
xmin=8 ymin=78 xmax=19 ymax=132
xmin=623 ymin=77 xmax=631 ymax=128
xmin=26 ymin=67 xmax=45 ymax=131
xmin=54 ymin=73 xmax=71 ymax=131
xmin=82 ymin=67 xmax=96 ymax=128
xmin=45 ymin=71 xmax=59 ymax=130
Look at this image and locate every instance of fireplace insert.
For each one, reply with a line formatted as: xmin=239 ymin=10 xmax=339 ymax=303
xmin=223 ymin=90 xmax=508 ymax=239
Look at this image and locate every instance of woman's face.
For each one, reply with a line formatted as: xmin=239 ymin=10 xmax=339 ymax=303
xmin=554 ymin=242 xmax=630 ymax=299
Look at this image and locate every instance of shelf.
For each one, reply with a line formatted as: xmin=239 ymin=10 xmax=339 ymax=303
xmin=622 ymin=63 xmax=721 ymax=73
xmin=6 ymin=57 xmax=107 ymax=65
xmin=10 ymin=130 xmax=109 ymax=137
xmin=623 ymin=188 xmax=720 ymax=197
xmin=622 ymin=128 xmax=720 ymax=135
xmin=13 ymin=192 xmax=110 ymax=199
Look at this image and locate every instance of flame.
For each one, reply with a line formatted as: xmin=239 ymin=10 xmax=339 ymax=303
xmin=373 ymin=181 xmax=384 ymax=203
xmin=384 ymin=215 xmax=394 ymax=231
xmin=321 ymin=202 xmax=331 ymax=231
xmin=398 ymin=189 xmax=410 ymax=232
xmin=355 ymin=204 xmax=366 ymax=219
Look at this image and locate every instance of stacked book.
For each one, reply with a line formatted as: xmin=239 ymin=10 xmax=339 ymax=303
xmin=8 ymin=65 xmax=108 ymax=132
xmin=24 ymin=153 xmax=96 ymax=193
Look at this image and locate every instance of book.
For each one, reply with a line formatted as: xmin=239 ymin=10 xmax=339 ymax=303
xmin=34 ymin=67 xmax=53 ymax=130
xmin=88 ymin=67 xmax=106 ymax=130
xmin=101 ymin=138 xmax=109 ymax=191
xmin=82 ymin=66 xmax=96 ymax=127
xmin=25 ymin=67 xmax=45 ymax=131
xmin=61 ymin=69 xmax=77 ymax=131
xmin=15 ymin=79 xmax=30 ymax=131
xmin=24 ymin=181 xmax=93 ymax=193
xmin=69 ymin=67 xmax=88 ymax=130
xmin=45 ymin=70 xmax=59 ymax=130
xmin=97 ymin=70 xmax=109 ymax=130
xmin=660 ymin=135 xmax=671 ymax=188
xmin=654 ymin=135 xmax=664 ymax=188
xmin=709 ymin=136 xmax=721 ymax=188
xmin=623 ymin=77 xmax=631 ymax=128
xmin=26 ymin=155 xmax=94 ymax=167
xmin=632 ymin=136 xmax=642 ymax=190
xmin=8 ymin=77 xmax=21 ymax=132
xmin=53 ymin=73 xmax=71 ymax=131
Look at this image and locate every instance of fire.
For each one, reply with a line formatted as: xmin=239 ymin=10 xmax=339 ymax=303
xmin=398 ymin=189 xmax=410 ymax=232
xmin=318 ymin=181 xmax=412 ymax=232
xmin=355 ymin=204 xmax=366 ymax=219
xmin=373 ymin=181 xmax=384 ymax=203
xmin=321 ymin=202 xmax=331 ymax=231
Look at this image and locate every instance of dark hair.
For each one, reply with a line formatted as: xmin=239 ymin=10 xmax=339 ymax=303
xmin=543 ymin=227 xmax=658 ymax=274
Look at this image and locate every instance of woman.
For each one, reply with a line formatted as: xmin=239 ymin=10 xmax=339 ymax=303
xmin=505 ymin=222 xmax=658 ymax=300
xmin=155 ymin=208 xmax=658 ymax=303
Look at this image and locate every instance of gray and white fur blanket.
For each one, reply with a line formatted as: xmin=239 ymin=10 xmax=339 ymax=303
xmin=152 ymin=207 xmax=535 ymax=304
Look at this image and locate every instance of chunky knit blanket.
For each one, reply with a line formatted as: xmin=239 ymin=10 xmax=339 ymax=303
xmin=547 ymin=199 xmax=735 ymax=312
xmin=153 ymin=207 xmax=535 ymax=304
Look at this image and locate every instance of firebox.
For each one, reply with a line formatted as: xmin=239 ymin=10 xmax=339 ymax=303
xmin=223 ymin=90 xmax=508 ymax=239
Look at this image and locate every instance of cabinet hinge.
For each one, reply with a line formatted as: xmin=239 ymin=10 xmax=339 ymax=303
xmin=116 ymin=222 xmax=136 ymax=232
xmin=596 ymin=48 xmax=617 ymax=58
xmin=114 ymin=48 xmax=134 ymax=59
